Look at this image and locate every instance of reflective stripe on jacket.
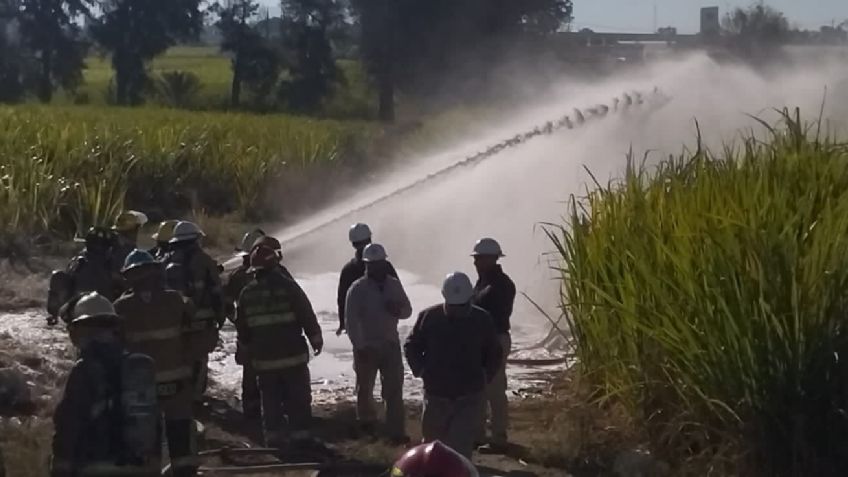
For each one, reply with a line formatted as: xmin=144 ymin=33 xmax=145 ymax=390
xmin=236 ymin=271 xmax=321 ymax=372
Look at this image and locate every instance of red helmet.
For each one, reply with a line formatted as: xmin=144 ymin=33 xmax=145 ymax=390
xmin=392 ymin=441 xmax=479 ymax=477
xmin=249 ymin=245 xmax=280 ymax=270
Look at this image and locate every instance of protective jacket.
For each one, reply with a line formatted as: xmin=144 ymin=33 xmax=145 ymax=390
xmin=236 ymin=271 xmax=322 ymax=372
xmin=51 ymin=342 xmax=159 ymax=477
xmin=165 ymin=244 xmax=224 ymax=355
xmin=472 ymin=265 xmax=516 ymax=335
xmin=404 ymin=304 xmax=502 ymax=399
xmin=337 ymin=257 xmax=398 ymax=329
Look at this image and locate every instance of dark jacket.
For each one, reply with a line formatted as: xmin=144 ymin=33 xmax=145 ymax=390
xmin=51 ymin=341 xmax=126 ymax=475
xmin=473 ymin=265 xmax=516 ymax=335
xmin=404 ymin=304 xmax=502 ymax=399
xmin=337 ymin=257 xmax=398 ymax=328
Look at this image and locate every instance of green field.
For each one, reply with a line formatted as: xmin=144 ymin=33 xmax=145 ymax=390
xmin=554 ymin=112 xmax=848 ymax=474
xmin=71 ymin=46 xmax=375 ymax=118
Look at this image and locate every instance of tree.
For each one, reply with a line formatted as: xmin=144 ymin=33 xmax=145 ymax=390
xmin=16 ymin=0 xmax=92 ymax=102
xmin=89 ymin=0 xmax=202 ymax=105
xmin=351 ymin=0 xmax=573 ymax=121
xmin=279 ymin=0 xmax=342 ymax=112
xmin=722 ymin=3 xmax=790 ymax=56
xmin=212 ymin=0 xmax=266 ymax=107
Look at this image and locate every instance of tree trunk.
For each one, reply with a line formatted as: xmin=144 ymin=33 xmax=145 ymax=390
xmin=38 ymin=48 xmax=53 ymax=103
xmin=115 ymin=62 xmax=129 ymax=105
xmin=231 ymin=54 xmax=243 ymax=107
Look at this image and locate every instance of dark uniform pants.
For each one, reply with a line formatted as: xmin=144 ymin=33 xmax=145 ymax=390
xmin=242 ymin=360 xmax=261 ymax=418
xmin=257 ymin=364 xmax=312 ymax=447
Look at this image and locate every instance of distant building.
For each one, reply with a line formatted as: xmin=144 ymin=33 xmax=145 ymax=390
xmin=700 ymin=7 xmax=720 ymax=37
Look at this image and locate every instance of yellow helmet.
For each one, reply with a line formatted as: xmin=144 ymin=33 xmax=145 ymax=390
xmin=151 ymin=220 xmax=180 ymax=242
xmin=113 ymin=210 xmax=148 ymax=232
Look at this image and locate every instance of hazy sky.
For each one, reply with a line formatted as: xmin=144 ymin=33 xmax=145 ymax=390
xmin=259 ymin=1 xmax=848 ymax=34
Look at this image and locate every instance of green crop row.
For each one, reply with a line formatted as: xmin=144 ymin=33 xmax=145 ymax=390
xmin=550 ymin=111 xmax=848 ymax=475
xmin=0 ymin=104 xmax=374 ymax=245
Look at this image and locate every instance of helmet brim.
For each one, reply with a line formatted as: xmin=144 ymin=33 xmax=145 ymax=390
xmin=471 ymin=252 xmax=505 ymax=258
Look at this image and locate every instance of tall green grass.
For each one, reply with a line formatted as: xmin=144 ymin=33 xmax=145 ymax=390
xmin=550 ymin=110 xmax=848 ymax=475
xmin=0 ymin=105 xmax=373 ymax=243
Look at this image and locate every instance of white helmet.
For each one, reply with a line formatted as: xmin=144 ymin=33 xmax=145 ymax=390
xmin=441 ymin=272 xmax=474 ymax=305
xmin=169 ymin=221 xmax=206 ymax=244
xmin=362 ymin=243 xmax=387 ymax=262
xmin=472 ymin=238 xmax=504 ymax=257
xmin=349 ymin=223 xmax=372 ymax=243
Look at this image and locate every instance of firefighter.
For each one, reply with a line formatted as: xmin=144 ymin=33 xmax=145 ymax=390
xmin=404 ymin=272 xmax=502 ymax=459
xmin=235 ymin=245 xmax=323 ymax=448
xmin=344 ymin=243 xmax=411 ymax=442
xmin=149 ymin=220 xmax=180 ymax=261
xmin=223 ymin=229 xmax=269 ymax=420
xmin=165 ymin=221 xmax=225 ymax=406
xmin=111 ymin=211 xmax=149 ymax=271
xmin=392 ymin=441 xmax=479 ymax=477
xmin=337 ymin=223 xmax=399 ymax=336
xmin=114 ymin=250 xmax=198 ymax=477
xmin=51 ymin=292 xmax=160 ymax=477
xmin=252 ymin=235 xmax=294 ymax=279
xmin=48 ymin=227 xmax=119 ymax=324
xmin=470 ymin=238 xmax=516 ymax=453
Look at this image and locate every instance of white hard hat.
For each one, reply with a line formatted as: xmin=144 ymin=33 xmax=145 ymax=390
xmin=349 ymin=223 xmax=372 ymax=243
xmin=362 ymin=243 xmax=387 ymax=262
xmin=441 ymin=272 xmax=474 ymax=305
xmin=169 ymin=221 xmax=206 ymax=244
xmin=70 ymin=292 xmax=119 ymax=325
xmin=472 ymin=238 xmax=504 ymax=257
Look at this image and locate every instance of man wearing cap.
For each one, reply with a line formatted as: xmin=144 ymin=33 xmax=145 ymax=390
xmin=51 ymin=292 xmax=159 ymax=477
xmin=344 ymin=243 xmax=412 ymax=442
xmin=470 ymin=238 xmax=516 ymax=453
xmin=165 ymin=221 xmax=225 ymax=406
xmin=404 ymin=272 xmax=502 ymax=459
xmin=235 ymin=245 xmax=323 ymax=448
xmin=114 ymin=250 xmax=198 ymax=477
xmin=337 ymin=223 xmax=400 ymax=336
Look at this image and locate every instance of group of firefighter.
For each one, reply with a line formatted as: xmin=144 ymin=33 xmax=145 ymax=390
xmin=46 ymin=210 xmax=516 ymax=477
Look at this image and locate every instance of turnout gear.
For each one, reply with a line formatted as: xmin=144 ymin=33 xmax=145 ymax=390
xmin=150 ymin=220 xmax=179 ymax=260
xmin=115 ymin=257 xmax=198 ymax=476
xmin=48 ymin=228 xmax=119 ymax=322
xmin=51 ymin=315 xmax=160 ymax=477
xmin=442 ymin=272 xmax=475 ymax=305
xmin=165 ymin=238 xmax=224 ymax=404
xmin=472 ymin=263 xmax=516 ymax=449
xmin=235 ymin=269 xmax=322 ymax=446
xmin=392 ymin=440 xmax=479 ymax=477
xmin=405 ymin=299 xmax=502 ymax=458
xmin=348 ymin=223 xmax=372 ymax=244
xmin=471 ymin=238 xmax=505 ymax=257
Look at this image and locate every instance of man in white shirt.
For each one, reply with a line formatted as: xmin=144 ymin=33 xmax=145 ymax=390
xmin=344 ymin=243 xmax=412 ymax=443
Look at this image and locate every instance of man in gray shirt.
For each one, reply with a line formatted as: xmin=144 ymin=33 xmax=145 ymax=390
xmin=345 ymin=243 xmax=412 ymax=443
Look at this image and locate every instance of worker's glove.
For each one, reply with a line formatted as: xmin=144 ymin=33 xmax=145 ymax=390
xmin=335 ymin=325 xmax=345 ymax=336
xmin=310 ymin=335 xmax=324 ymax=356
xmin=46 ymin=315 xmax=58 ymax=326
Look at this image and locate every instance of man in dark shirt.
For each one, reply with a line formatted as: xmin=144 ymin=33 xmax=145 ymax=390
xmin=471 ymin=238 xmax=516 ymax=453
xmin=405 ymin=272 xmax=501 ymax=458
xmin=336 ymin=223 xmax=399 ymax=336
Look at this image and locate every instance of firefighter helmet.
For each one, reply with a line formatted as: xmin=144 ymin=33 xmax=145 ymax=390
xmin=349 ymin=223 xmax=372 ymax=243
xmin=362 ymin=243 xmax=387 ymax=262
xmin=169 ymin=221 xmax=205 ymax=244
xmin=122 ymin=249 xmax=158 ymax=273
xmin=249 ymin=245 xmax=280 ymax=271
xmin=238 ymin=229 xmax=267 ymax=253
xmin=68 ymin=292 xmax=120 ymax=328
xmin=151 ymin=220 xmax=180 ymax=243
xmin=392 ymin=441 xmax=479 ymax=477
xmin=113 ymin=210 xmax=149 ymax=232
xmin=471 ymin=238 xmax=504 ymax=257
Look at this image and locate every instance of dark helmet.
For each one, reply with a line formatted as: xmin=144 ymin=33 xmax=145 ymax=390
xmin=252 ymin=236 xmax=282 ymax=259
xmin=392 ymin=441 xmax=479 ymax=477
xmin=249 ymin=245 xmax=280 ymax=271
xmin=122 ymin=249 xmax=158 ymax=274
xmin=84 ymin=227 xmax=114 ymax=250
